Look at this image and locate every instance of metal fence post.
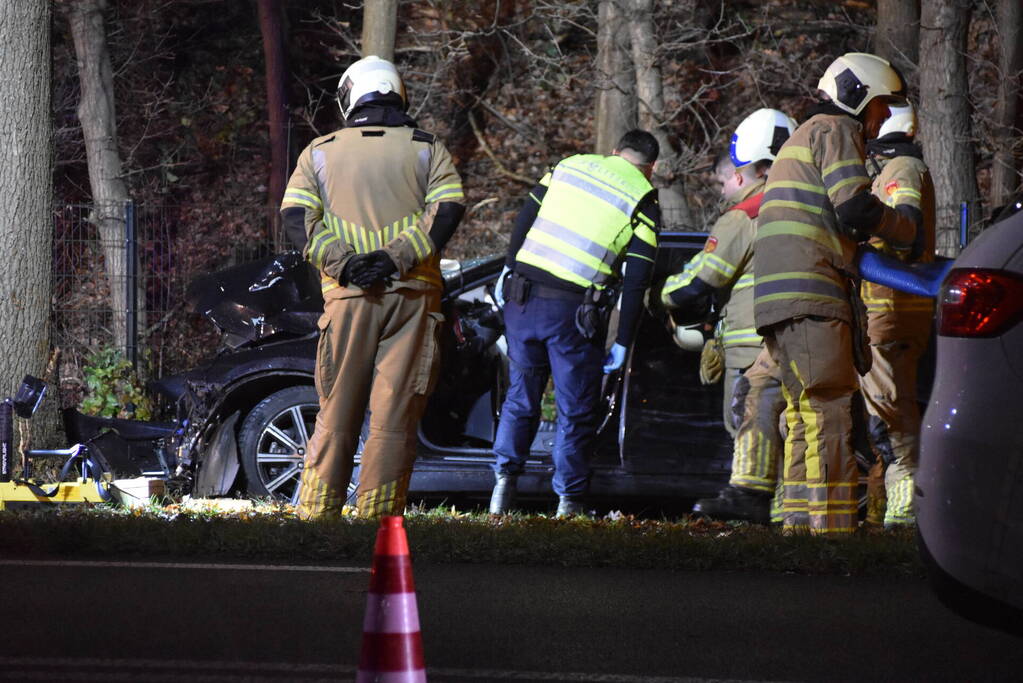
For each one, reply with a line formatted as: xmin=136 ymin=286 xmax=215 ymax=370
xmin=124 ymin=200 xmax=138 ymax=369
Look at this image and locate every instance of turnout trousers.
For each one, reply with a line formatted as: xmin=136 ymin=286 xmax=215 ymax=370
xmin=860 ymin=328 xmax=929 ymax=526
xmin=729 ymin=346 xmax=786 ymax=521
xmin=765 ymin=316 xmax=860 ymax=534
xmin=721 ymin=365 xmax=744 ymax=439
xmin=297 ymin=289 xmax=443 ymax=519
xmin=492 ymin=293 xmax=604 ymax=497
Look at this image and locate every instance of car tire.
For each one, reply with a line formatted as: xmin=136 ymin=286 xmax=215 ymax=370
xmin=238 ymin=385 xmax=362 ymax=506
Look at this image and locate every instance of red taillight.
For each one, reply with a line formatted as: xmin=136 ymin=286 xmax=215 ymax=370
xmin=939 ymin=268 xmax=1023 ymax=337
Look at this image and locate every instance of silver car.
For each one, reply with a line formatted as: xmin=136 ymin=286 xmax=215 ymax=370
xmin=917 ymin=202 xmax=1023 ymax=634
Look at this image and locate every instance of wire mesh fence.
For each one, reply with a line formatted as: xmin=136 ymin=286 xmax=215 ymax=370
xmin=52 ymin=201 xmax=282 ymax=407
xmin=50 ymin=194 xmax=993 ymax=409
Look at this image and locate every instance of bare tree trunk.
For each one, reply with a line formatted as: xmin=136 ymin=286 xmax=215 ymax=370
xmin=0 ymin=1 xmax=52 ymax=398
xmin=876 ymin=0 xmax=920 ymax=80
xmin=990 ymin=0 xmax=1022 ymax=211
xmin=595 ymin=0 xmax=635 ymax=155
xmin=69 ymin=0 xmax=131 ymax=352
xmin=362 ymin=0 xmax=397 ymax=60
xmin=627 ymin=0 xmax=695 ymax=229
xmin=258 ymin=0 xmax=288 ymax=245
xmin=919 ymin=0 xmax=977 ymax=256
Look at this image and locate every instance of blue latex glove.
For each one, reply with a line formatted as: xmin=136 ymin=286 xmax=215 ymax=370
xmin=603 ymin=342 xmax=628 ymax=374
xmin=494 ymin=265 xmax=511 ymax=308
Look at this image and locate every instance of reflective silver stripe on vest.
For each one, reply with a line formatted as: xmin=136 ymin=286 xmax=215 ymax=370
xmin=529 ymin=217 xmax=619 ymax=269
xmin=519 ymin=237 xmax=606 ymax=285
xmin=552 ymin=166 xmax=634 ymax=215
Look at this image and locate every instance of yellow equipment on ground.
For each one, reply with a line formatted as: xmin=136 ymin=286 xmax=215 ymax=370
xmin=0 ymin=478 xmax=109 ymax=511
xmin=1 ymin=388 xmax=114 ymax=510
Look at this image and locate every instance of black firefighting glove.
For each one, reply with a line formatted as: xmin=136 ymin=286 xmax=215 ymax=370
xmin=349 ymin=250 xmax=398 ymax=289
xmin=339 ymin=253 xmax=373 ymax=287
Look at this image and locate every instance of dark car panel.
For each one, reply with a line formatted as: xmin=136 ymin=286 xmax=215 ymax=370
xmin=66 ymin=229 xmax=909 ymax=511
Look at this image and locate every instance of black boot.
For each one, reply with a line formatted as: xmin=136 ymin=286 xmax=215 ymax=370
xmin=692 ymin=486 xmax=771 ymax=524
xmin=489 ymin=474 xmax=518 ymax=514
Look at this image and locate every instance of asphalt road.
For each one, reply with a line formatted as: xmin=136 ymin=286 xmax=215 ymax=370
xmin=0 ymin=557 xmax=1018 ymax=682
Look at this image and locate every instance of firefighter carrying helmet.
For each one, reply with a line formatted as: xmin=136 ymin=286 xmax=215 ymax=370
xmin=877 ymin=101 xmax=917 ymax=139
xmin=730 ymin=108 xmax=798 ymax=168
xmin=817 ymin=52 xmax=906 ymax=116
xmin=336 ymin=55 xmax=407 ymax=120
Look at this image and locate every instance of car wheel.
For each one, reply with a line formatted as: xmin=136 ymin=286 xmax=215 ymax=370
xmin=238 ymin=386 xmax=361 ymax=505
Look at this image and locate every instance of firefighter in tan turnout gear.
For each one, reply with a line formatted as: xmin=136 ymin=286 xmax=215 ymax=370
xmin=661 ymin=108 xmax=796 ymax=524
xmin=861 ymin=101 xmax=936 ymax=528
xmin=280 ymin=56 xmax=465 ymax=519
xmin=754 ymin=53 xmax=917 ymax=535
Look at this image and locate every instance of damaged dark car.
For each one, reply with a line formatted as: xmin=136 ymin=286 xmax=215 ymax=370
xmin=63 ymin=232 xmax=911 ymax=512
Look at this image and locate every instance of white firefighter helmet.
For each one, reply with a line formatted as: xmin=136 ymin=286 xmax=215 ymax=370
xmin=817 ymin=52 xmax=905 ymax=116
xmin=730 ymin=108 xmax=798 ymax=168
xmin=877 ymin=101 xmax=917 ymax=138
xmin=672 ymin=323 xmax=705 ymax=352
xmin=336 ymin=55 xmax=407 ymax=120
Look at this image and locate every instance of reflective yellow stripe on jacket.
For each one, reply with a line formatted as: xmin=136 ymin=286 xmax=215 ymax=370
xmin=311 ymin=209 xmax=442 ymax=293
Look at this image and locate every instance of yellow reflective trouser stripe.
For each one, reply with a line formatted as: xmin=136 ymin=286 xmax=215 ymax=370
xmin=356 ymin=472 xmax=413 ymax=518
xmin=296 ymin=464 xmax=346 ymax=519
xmin=779 ymin=376 xmax=806 ymax=519
xmin=886 ymin=477 xmax=915 ymax=524
xmin=732 ymin=428 xmax=775 ymax=493
xmin=788 ymin=360 xmax=820 ymax=481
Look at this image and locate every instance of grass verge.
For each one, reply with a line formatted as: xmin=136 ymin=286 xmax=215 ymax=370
xmin=0 ymin=501 xmax=924 ymax=578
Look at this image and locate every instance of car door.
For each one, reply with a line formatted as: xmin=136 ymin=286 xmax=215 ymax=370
xmin=594 ymin=232 xmax=734 ymax=500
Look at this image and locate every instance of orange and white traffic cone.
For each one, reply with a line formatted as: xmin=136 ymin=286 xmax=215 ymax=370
xmin=357 ymin=515 xmax=426 ymax=682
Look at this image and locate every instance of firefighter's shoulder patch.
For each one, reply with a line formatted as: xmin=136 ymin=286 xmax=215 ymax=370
xmin=885 ymin=180 xmax=900 ymax=196
xmin=704 ymin=236 xmax=718 ymax=253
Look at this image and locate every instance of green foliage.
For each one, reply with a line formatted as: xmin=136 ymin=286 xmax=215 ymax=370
xmin=541 ymin=379 xmax=557 ymax=423
xmin=80 ymin=347 xmax=154 ymax=421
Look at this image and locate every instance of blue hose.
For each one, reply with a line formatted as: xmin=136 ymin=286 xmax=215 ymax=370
xmin=856 ymin=248 xmax=954 ymax=298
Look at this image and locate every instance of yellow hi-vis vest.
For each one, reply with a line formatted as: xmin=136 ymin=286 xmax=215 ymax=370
xmin=515 ymin=154 xmax=654 ymax=290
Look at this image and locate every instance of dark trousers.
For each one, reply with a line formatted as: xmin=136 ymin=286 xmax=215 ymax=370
xmin=492 ymin=293 xmax=603 ymax=497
